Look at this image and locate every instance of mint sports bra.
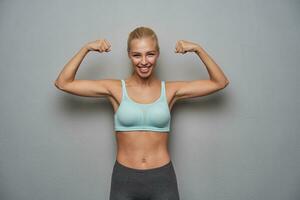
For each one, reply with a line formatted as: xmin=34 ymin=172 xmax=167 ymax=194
xmin=114 ymin=79 xmax=171 ymax=132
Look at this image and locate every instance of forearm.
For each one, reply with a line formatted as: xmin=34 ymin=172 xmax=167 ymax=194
xmin=55 ymin=46 xmax=90 ymax=87
xmin=194 ymin=46 xmax=229 ymax=86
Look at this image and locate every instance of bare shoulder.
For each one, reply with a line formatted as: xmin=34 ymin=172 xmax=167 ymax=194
xmin=164 ymin=80 xmax=181 ymax=98
xmin=105 ymin=79 xmax=123 ymax=97
xmin=105 ymin=79 xmax=122 ymax=93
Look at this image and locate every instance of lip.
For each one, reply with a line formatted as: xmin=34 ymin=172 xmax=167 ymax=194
xmin=138 ymin=66 xmax=152 ymax=73
xmin=138 ymin=66 xmax=151 ymax=68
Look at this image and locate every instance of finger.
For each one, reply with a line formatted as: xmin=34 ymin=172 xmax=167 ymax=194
xmin=98 ymin=41 xmax=103 ymax=50
xmin=101 ymin=40 xmax=108 ymax=49
xmin=177 ymin=40 xmax=182 ymax=47
xmin=104 ymin=40 xmax=112 ymax=52
xmin=106 ymin=41 xmax=111 ymax=51
xmin=102 ymin=41 xmax=109 ymax=51
xmin=175 ymin=41 xmax=179 ymax=49
xmin=98 ymin=46 xmax=104 ymax=52
xmin=105 ymin=46 xmax=111 ymax=52
xmin=178 ymin=48 xmax=183 ymax=53
xmin=104 ymin=39 xmax=111 ymax=48
xmin=102 ymin=43 xmax=109 ymax=51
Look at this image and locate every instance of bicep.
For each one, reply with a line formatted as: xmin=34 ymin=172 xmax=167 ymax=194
xmin=56 ymin=79 xmax=113 ymax=98
xmin=174 ymin=80 xmax=227 ymax=101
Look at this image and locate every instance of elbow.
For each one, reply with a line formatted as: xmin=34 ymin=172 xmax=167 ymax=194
xmin=54 ymin=80 xmax=64 ymax=90
xmin=218 ymin=79 xmax=229 ymax=88
xmin=223 ymin=79 xmax=230 ymax=87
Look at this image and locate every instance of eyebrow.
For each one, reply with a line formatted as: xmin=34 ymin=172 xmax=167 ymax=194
xmin=131 ymin=51 xmax=156 ymax=54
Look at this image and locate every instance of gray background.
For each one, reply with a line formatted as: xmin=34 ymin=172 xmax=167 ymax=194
xmin=1 ymin=0 xmax=299 ymax=200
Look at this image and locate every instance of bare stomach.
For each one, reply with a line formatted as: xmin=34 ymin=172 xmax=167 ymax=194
xmin=115 ymin=131 xmax=171 ymax=170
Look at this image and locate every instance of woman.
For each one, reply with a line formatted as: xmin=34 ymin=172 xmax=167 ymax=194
xmin=55 ymin=26 xmax=229 ymax=200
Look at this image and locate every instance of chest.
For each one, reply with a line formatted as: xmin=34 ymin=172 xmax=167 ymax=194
xmin=108 ymin=81 xmax=177 ymax=113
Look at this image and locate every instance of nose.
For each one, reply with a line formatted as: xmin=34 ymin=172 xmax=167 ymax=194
xmin=141 ymin=56 xmax=147 ymax=65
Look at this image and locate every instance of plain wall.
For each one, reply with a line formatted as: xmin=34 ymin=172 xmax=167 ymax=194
xmin=0 ymin=0 xmax=299 ymax=200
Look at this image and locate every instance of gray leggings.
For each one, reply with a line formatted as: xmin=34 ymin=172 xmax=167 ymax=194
xmin=109 ymin=160 xmax=180 ymax=200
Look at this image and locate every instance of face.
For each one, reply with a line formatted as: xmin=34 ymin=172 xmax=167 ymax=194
xmin=128 ymin=37 xmax=159 ymax=77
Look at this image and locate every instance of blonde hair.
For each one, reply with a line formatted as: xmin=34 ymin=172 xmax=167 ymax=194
xmin=127 ymin=26 xmax=160 ymax=53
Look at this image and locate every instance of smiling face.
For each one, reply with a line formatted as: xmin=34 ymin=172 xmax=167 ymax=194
xmin=128 ymin=37 xmax=160 ymax=77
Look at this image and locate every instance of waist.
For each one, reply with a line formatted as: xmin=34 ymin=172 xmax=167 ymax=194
xmin=116 ymin=152 xmax=171 ymax=170
xmin=114 ymin=159 xmax=173 ymax=173
xmin=116 ymin=132 xmax=170 ymax=169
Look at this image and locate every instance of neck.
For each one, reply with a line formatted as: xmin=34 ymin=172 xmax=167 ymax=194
xmin=128 ymin=72 xmax=159 ymax=87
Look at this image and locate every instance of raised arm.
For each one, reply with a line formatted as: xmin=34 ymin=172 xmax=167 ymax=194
xmin=173 ymin=40 xmax=230 ymax=101
xmin=54 ymin=39 xmax=114 ymax=98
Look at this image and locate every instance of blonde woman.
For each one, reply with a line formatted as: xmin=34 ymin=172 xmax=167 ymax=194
xmin=55 ymin=26 xmax=229 ymax=200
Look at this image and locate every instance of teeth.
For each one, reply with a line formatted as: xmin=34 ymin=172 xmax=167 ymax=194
xmin=139 ymin=67 xmax=150 ymax=73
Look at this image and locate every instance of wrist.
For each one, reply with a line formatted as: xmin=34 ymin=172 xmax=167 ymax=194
xmin=194 ymin=46 xmax=203 ymax=54
xmin=81 ymin=46 xmax=90 ymax=53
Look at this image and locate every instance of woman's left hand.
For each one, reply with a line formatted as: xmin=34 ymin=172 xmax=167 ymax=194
xmin=175 ymin=40 xmax=200 ymax=54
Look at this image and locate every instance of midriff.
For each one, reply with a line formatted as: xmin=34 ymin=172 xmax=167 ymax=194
xmin=115 ymin=131 xmax=170 ymax=170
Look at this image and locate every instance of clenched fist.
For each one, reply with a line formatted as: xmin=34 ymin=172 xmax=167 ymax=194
xmin=175 ymin=40 xmax=200 ymax=54
xmin=85 ymin=39 xmax=111 ymax=53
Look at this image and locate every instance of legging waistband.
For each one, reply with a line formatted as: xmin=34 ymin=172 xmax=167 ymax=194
xmin=114 ymin=159 xmax=173 ymax=173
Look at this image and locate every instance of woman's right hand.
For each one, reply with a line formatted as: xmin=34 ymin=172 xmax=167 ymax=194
xmin=84 ymin=39 xmax=111 ymax=53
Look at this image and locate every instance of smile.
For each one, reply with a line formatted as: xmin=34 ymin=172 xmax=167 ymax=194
xmin=138 ymin=66 xmax=151 ymax=73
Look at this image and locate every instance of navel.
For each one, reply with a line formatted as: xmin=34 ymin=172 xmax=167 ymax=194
xmin=141 ymin=157 xmax=147 ymax=163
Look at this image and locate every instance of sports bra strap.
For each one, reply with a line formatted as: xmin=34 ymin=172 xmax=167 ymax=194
xmin=161 ymin=81 xmax=165 ymax=97
xmin=120 ymin=79 xmax=126 ymax=99
xmin=115 ymin=79 xmax=170 ymax=132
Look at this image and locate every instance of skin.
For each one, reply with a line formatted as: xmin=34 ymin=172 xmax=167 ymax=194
xmin=54 ymin=37 xmax=230 ymax=170
xmin=115 ymin=37 xmax=172 ymax=169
